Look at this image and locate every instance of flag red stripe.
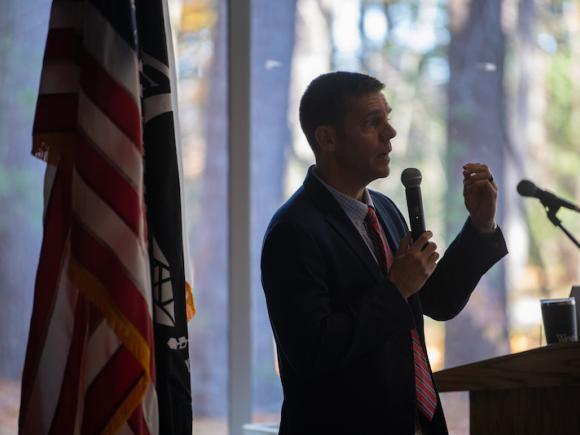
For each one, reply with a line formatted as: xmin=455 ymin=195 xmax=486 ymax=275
xmin=80 ymin=52 xmax=142 ymax=150
xmin=33 ymin=94 xmax=78 ymax=133
xmin=82 ymin=347 xmax=144 ymax=434
xmin=44 ymin=28 xmax=80 ymax=63
xmin=48 ymin=294 xmax=88 ymax=435
xmin=76 ymin=134 xmax=142 ymax=235
xmin=71 ymin=220 xmax=153 ymax=349
xmin=19 ymin=163 xmax=72 ymax=427
xmin=42 ymin=30 xmax=142 ymax=149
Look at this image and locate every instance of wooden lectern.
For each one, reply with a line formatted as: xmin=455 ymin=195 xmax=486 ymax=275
xmin=433 ymin=342 xmax=580 ymax=435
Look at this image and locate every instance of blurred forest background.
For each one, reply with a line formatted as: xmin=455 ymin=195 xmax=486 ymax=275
xmin=1 ymin=0 xmax=579 ymax=434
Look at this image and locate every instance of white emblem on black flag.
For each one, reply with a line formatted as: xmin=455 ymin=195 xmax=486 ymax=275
xmin=152 ymin=238 xmax=176 ymax=327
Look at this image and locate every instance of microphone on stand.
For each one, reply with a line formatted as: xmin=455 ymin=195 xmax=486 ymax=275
xmin=517 ymin=179 xmax=580 ymax=212
xmin=401 ymin=168 xmax=425 ymax=242
xmin=517 ymin=179 xmax=580 ymax=249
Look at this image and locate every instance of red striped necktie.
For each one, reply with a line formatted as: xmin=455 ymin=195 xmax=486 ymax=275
xmin=365 ymin=206 xmax=393 ymax=269
xmin=365 ymin=206 xmax=437 ymax=421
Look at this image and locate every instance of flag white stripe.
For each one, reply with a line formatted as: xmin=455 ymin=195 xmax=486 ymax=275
xmin=72 ymin=170 xmax=152 ymax=315
xmin=82 ymin=2 xmax=140 ymax=106
xmin=43 ymin=164 xmax=57 ymax=221
xmin=39 ymin=64 xmax=81 ymax=94
xmin=85 ymin=320 xmax=122 ymax=387
xmin=22 ymin=244 xmax=78 ymax=434
xmin=143 ymin=379 xmax=159 ymax=434
xmin=78 ymin=90 xmax=143 ymax=189
xmin=117 ymin=422 xmax=136 ymax=435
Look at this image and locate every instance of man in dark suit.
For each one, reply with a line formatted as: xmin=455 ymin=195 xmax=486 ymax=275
xmin=261 ymin=71 xmax=508 ymax=434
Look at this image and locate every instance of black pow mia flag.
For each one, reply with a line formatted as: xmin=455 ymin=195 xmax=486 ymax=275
xmin=136 ymin=1 xmax=195 ymax=433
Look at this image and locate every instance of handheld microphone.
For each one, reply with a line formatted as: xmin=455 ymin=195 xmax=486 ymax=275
xmin=401 ymin=168 xmax=426 ymax=242
xmin=517 ymin=179 xmax=580 ymax=212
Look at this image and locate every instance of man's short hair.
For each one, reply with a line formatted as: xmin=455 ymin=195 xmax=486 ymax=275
xmin=299 ymin=71 xmax=385 ymax=154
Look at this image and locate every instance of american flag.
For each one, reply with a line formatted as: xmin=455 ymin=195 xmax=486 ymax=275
xmin=19 ymin=0 xmax=191 ymax=433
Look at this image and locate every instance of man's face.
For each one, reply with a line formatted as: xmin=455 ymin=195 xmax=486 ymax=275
xmin=331 ymin=92 xmax=396 ymax=186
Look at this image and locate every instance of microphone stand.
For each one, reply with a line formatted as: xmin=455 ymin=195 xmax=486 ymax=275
xmin=543 ymin=203 xmax=580 ymax=249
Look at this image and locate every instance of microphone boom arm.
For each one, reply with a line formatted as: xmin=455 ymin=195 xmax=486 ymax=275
xmin=545 ymin=206 xmax=580 ymax=249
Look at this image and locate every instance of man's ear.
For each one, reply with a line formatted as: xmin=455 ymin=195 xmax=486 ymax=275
xmin=314 ymin=125 xmax=337 ymax=153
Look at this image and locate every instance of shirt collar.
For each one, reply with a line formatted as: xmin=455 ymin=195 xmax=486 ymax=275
xmin=312 ymin=166 xmax=375 ymax=220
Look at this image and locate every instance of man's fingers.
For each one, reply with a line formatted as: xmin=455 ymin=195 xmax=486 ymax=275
xmin=397 ymin=232 xmax=413 ymax=254
xmin=410 ymin=231 xmax=433 ymax=251
xmin=463 ymin=172 xmax=492 ymax=183
xmin=428 ymin=251 xmax=440 ymax=265
xmin=463 ymin=162 xmax=489 ymax=172
xmin=463 ymin=163 xmax=493 ymax=184
xmin=421 ymin=241 xmax=437 ymax=255
xmin=465 ymin=179 xmax=497 ymax=188
xmin=463 ymin=168 xmax=492 ymax=182
xmin=464 ymin=179 xmax=497 ymax=193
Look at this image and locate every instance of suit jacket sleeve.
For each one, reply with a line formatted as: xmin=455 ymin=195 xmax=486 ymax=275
xmin=418 ymin=218 xmax=508 ymax=320
xmin=261 ymin=220 xmax=414 ymax=380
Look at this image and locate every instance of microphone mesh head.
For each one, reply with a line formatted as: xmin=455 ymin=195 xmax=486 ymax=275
xmin=517 ymin=179 xmax=537 ymax=197
xmin=401 ymin=168 xmax=422 ymax=188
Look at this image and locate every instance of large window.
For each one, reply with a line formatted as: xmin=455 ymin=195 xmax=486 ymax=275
xmin=0 ymin=0 xmax=50 ymax=432
xmin=172 ymin=0 xmax=230 ymax=432
xmin=248 ymin=0 xmax=580 ymax=433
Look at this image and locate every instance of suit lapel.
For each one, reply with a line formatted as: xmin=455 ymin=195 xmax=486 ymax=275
xmin=325 ymin=212 xmax=385 ymax=282
xmin=303 ymin=167 xmax=384 ymax=282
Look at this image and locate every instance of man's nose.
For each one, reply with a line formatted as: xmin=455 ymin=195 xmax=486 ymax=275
xmin=381 ymin=121 xmax=397 ymax=140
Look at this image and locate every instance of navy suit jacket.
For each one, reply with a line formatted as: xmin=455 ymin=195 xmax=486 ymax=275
xmin=261 ymin=168 xmax=508 ymax=434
